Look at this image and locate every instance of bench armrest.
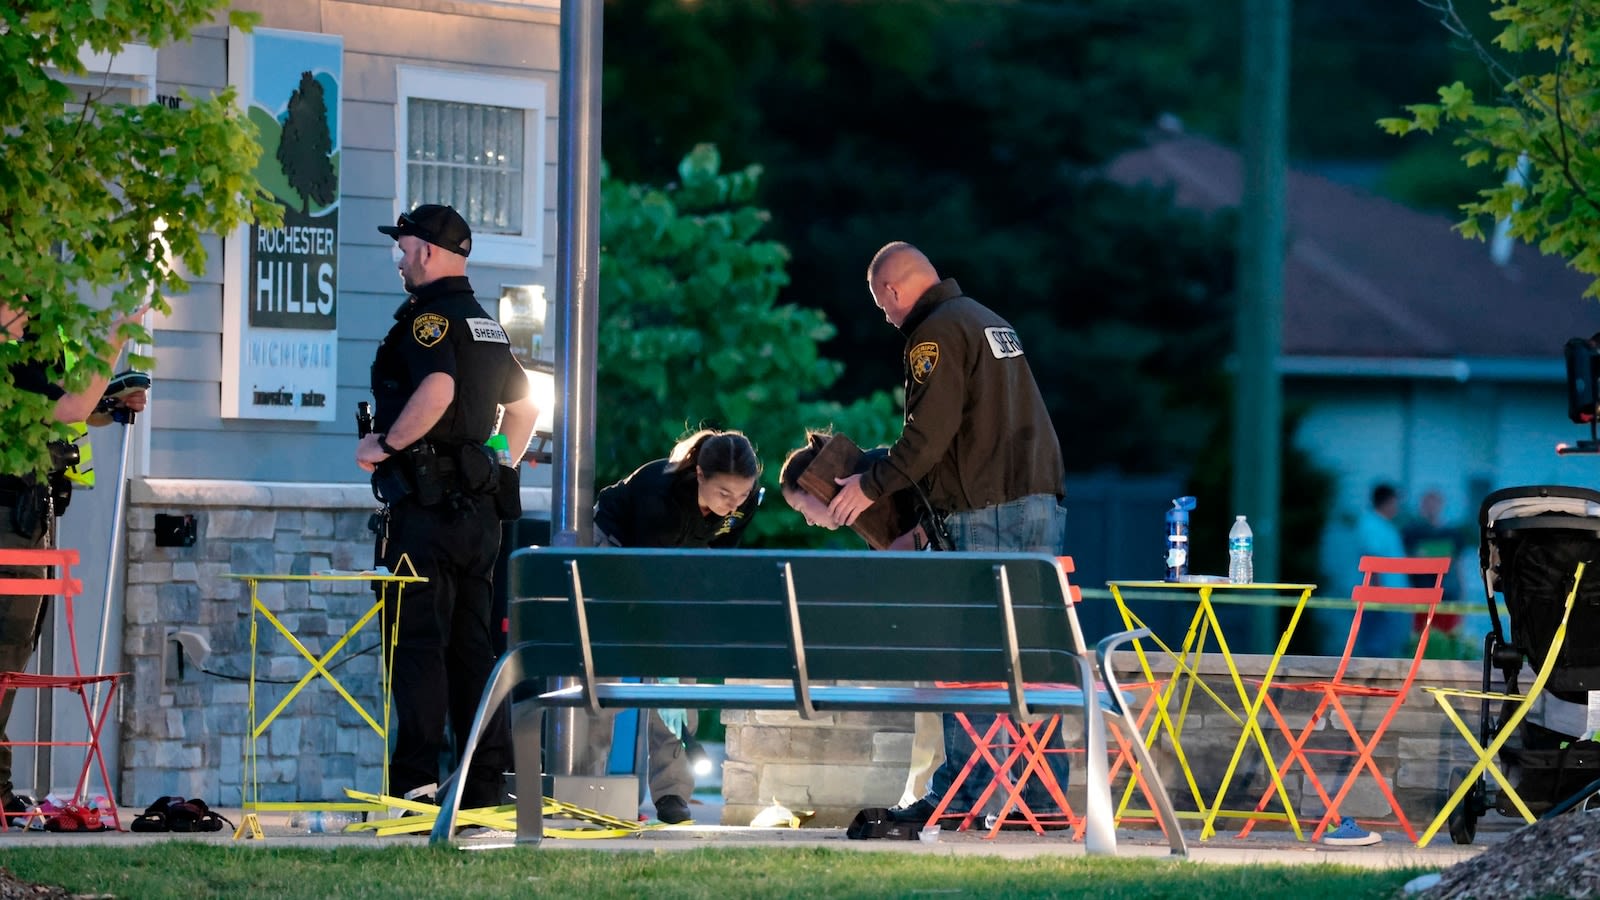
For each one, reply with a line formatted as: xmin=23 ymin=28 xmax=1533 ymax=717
xmin=1095 ymin=627 xmax=1152 ymax=717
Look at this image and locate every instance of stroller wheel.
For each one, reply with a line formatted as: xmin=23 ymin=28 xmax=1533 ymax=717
xmin=1447 ymin=767 xmax=1478 ymax=845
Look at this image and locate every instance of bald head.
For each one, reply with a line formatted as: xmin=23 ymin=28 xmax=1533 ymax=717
xmin=866 ymin=242 xmax=941 ymax=327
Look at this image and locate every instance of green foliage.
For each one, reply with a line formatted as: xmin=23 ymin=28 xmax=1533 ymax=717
xmin=1378 ymin=0 xmax=1600 ymax=296
xmin=602 ymin=0 xmax=1239 ymax=476
xmin=0 ymin=1 xmax=278 ymax=475
xmin=1377 ymin=140 xmax=1504 ymax=213
xmin=597 ymin=145 xmax=901 ymax=547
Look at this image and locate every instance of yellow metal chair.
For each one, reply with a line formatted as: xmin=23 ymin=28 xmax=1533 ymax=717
xmin=1415 ymin=562 xmax=1585 ymax=848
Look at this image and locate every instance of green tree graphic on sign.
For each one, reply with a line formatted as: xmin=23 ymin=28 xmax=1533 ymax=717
xmin=277 ymin=71 xmax=336 ymax=213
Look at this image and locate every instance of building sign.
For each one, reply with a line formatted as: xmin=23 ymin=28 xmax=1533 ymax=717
xmin=222 ymin=28 xmax=342 ymax=420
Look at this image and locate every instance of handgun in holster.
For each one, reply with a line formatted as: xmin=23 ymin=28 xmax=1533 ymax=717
xmin=371 ymin=442 xmax=445 ymax=508
xmin=44 ymin=440 xmax=77 ymax=516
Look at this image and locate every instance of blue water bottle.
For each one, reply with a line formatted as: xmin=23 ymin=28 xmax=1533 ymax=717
xmin=1165 ymin=496 xmax=1197 ymax=582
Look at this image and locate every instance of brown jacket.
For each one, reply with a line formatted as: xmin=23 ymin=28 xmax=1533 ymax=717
xmin=861 ymin=278 xmax=1064 ymax=513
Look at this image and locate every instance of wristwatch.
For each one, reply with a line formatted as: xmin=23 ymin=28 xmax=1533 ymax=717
xmin=376 ymin=433 xmax=401 ymax=455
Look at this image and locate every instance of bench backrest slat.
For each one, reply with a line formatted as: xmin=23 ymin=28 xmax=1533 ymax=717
xmin=508 ymin=547 xmax=1086 ymax=688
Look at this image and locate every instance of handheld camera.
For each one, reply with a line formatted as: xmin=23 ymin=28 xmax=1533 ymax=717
xmin=95 ymin=370 xmax=150 ymax=426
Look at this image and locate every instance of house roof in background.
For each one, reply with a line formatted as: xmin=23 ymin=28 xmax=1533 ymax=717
xmin=1105 ymin=131 xmax=1600 ymax=371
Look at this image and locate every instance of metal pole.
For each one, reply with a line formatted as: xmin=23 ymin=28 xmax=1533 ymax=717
xmin=89 ymin=417 xmax=133 ymax=717
xmin=545 ymin=0 xmax=603 ymax=777
xmin=32 ymin=513 xmax=56 ymax=798
xmin=1236 ymin=0 xmax=1290 ymax=646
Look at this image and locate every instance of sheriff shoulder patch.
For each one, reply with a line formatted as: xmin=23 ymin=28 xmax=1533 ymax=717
xmin=413 ymin=313 xmax=449 ymax=348
xmin=985 ymin=326 xmax=1024 ymax=359
xmin=465 ymin=317 xmax=509 ymax=344
xmin=909 ymin=341 xmax=940 ymax=383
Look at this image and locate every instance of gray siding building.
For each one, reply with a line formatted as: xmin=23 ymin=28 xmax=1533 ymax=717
xmin=18 ymin=0 xmax=561 ymax=812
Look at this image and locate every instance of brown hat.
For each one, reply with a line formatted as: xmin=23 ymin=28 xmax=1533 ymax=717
xmin=378 ymin=204 xmax=472 ymax=257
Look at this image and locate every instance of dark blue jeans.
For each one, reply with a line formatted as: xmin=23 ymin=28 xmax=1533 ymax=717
xmin=921 ymin=494 xmax=1072 ymax=816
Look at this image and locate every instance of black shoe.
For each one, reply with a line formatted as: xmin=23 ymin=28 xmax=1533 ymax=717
xmin=3 ymin=793 xmax=36 ymax=829
xmin=655 ymin=794 xmax=692 ymax=824
xmin=886 ymin=797 xmax=939 ymax=824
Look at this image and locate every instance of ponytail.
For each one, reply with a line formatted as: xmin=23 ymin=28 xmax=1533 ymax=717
xmin=779 ymin=430 xmax=833 ymax=492
xmin=666 ymin=428 xmax=760 ymax=479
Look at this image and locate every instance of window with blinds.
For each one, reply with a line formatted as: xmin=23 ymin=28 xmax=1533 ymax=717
xmin=396 ymin=67 xmax=547 ymax=267
xmin=405 ymin=98 xmax=525 ymax=236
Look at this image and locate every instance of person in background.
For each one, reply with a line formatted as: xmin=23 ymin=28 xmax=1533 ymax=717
xmin=0 ymin=300 xmax=149 ymax=824
xmin=825 ymin=241 xmax=1068 ymax=827
xmin=1402 ymin=489 xmax=1471 ymax=655
xmin=1353 ymin=482 xmax=1412 ymax=658
xmin=585 ymin=428 xmax=762 ymax=824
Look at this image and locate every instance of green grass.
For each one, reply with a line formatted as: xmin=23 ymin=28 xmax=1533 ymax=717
xmin=0 ymin=845 xmax=1428 ymax=899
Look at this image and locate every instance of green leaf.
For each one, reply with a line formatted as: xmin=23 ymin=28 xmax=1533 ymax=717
xmin=596 ymin=145 xmax=901 ymax=547
xmin=0 ymin=0 xmax=271 ymax=477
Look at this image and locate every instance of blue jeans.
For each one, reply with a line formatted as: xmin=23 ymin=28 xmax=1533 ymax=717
xmin=943 ymin=493 xmax=1066 ymax=557
xmin=922 ymin=493 xmax=1071 ymax=814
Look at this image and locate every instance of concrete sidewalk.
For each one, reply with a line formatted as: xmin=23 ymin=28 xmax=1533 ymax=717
xmin=0 ymin=799 xmax=1508 ymax=872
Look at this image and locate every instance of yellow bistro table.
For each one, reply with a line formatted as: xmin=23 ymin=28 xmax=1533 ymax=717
xmin=1106 ymin=580 xmax=1315 ymax=840
xmin=227 ymin=558 xmax=425 ymax=839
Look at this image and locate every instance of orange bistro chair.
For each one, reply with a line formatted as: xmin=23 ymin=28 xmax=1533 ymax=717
xmin=926 ymin=557 xmax=1171 ymax=841
xmin=0 ymin=547 xmax=124 ymax=831
xmin=1237 ymin=555 xmax=1450 ymax=842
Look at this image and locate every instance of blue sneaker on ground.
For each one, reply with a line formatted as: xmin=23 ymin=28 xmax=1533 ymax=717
xmin=1321 ymin=816 xmax=1382 ymax=846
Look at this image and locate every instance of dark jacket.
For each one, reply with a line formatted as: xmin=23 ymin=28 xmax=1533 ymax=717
xmin=594 ymin=458 xmax=758 ymax=548
xmin=370 ymin=275 xmax=528 ymax=448
xmin=857 ymin=448 xmax=922 ymax=541
xmin=1 ymin=346 xmax=67 ymax=491
xmin=860 ymin=278 xmax=1064 ymax=513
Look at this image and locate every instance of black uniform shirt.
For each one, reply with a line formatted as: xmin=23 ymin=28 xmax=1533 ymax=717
xmin=370 ymin=275 xmax=529 ymax=446
xmin=594 ymin=458 xmax=759 ymax=548
xmin=2 ymin=346 xmax=67 ymax=488
xmin=10 ymin=355 xmax=65 ymax=405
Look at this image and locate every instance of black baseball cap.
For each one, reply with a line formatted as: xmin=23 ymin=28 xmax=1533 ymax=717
xmin=378 ymin=204 xmax=473 ymax=257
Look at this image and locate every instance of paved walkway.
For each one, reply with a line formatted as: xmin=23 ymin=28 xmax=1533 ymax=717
xmin=0 ymin=798 xmax=1513 ymax=872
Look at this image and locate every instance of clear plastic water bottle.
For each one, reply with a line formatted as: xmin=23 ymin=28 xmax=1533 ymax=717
xmin=1228 ymin=515 xmax=1254 ymax=584
xmin=289 ymin=810 xmax=360 ymax=833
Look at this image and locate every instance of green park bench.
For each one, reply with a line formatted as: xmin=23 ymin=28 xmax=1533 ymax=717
xmin=429 ymin=547 xmax=1187 ymax=857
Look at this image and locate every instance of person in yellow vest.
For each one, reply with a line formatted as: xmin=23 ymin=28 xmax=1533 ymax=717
xmin=0 ymin=301 xmax=148 ymax=824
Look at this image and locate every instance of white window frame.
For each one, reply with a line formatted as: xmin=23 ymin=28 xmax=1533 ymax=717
xmin=396 ymin=67 xmax=547 ymax=268
xmin=51 ymin=43 xmax=157 ymax=105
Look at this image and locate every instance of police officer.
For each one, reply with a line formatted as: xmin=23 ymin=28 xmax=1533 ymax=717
xmin=0 ymin=300 xmax=148 ymax=823
xmin=358 ymin=204 xmax=538 ymax=810
xmin=827 ymin=241 xmax=1068 ymax=827
xmin=583 ymin=428 xmax=761 ymax=823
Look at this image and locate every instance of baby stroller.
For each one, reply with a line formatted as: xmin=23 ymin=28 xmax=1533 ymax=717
xmin=1445 ymin=484 xmax=1600 ymax=844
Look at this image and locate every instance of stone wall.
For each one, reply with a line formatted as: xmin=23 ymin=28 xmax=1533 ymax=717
xmin=721 ymin=654 xmax=1521 ymax=832
xmin=120 ymin=479 xmax=383 ymax=808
